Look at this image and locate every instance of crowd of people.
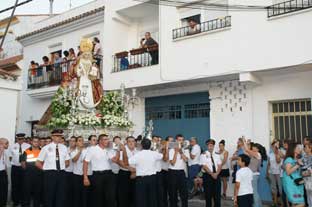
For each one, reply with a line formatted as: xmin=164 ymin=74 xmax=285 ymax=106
xmin=28 ymin=37 xmax=102 ymax=83
xmin=0 ymin=131 xmax=312 ymax=207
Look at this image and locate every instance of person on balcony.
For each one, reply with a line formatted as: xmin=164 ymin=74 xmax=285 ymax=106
xmin=187 ymin=19 xmax=201 ymax=36
xmin=42 ymin=56 xmax=53 ymax=84
xmin=140 ymin=32 xmax=159 ymax=65
xmin=69 ymin=48 xmax=76 ymax=60
xmin=29 ymin=61 xmax=37 ymax=85
xmin=63 ymin=50 xmax=69 ymax=61
xmin=92 ymin=37 xmax=102 ymax=66
xmin=53 ymin=52 xmax=63 ymax=70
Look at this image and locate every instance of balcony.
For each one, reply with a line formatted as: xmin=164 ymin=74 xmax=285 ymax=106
xmin=27 ymin=58 xmax=102 ymax=91
xmin=27 ymin=60 xmax=73 ymax=90
xmin=267 ymin=0 xmax=312 ymax=18
xmin=112 ymin=44 xmax=159 ymax=72
xmin=172 ymin=16 xmax=231 ymax=40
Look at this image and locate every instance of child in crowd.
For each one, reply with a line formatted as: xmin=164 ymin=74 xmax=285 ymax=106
xmin=234 ymin=154 xmax=253 ymax=207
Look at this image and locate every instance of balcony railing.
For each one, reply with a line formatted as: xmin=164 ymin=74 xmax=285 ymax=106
xmin=172 ymin=16 xmax=231 ymax=40
xmin=112 ymin=44 xmax=159 ymax=73
xmin=27 ymin=58 xmax=102 ymax=89
xmin=267 ymin=0 xmax=312 ymax=18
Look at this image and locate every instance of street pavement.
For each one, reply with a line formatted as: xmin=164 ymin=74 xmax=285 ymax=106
xmin=188 ymin=198 xmax=271 ymax=207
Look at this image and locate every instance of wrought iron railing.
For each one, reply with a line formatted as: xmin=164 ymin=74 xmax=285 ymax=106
xmin=27 ymin=58 xmax=102 ymax=89
xmin=112 ymin=44 xmax=159 ymax=72
xmin=172 ymin=16 xmax=231 ymax=40
xmin=267 ymin=0 xmax=312 ymax=17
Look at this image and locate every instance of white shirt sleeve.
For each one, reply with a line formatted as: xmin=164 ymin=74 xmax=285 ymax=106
xmin=84 ymin=148 xmax=93 ymax=162
xmin=37 ymin=147 xmax=46 ymax=162
xmin=191 ymin=145 xmax=201 ymax=157
xmin=155 ymin=152 xmax=163 ymax=160
xmin=199 ymin=154 xmax=205 ymax=165
xmin=129 ymin=153 xmax=137 ymax=166
xmin=236 ymin=169 xmax=242 ymax=183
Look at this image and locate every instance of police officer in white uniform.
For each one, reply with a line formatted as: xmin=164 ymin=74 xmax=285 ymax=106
xmin=0 ymin=138 xmax=10 ymax=207
xmin=83 ymin=134 xmax=118 ymax=207
xmin=9 ymin=133 xmax=30 ymax=207
xmin=168 ymin=134 xmax=190 ymax=207
xmin=36 ymin=129 xmax=70 ymax=207
xmin=123 ymin=138 xmax=163 ymax=207
xmin=200 ymin=139 xmax=222 ymax=207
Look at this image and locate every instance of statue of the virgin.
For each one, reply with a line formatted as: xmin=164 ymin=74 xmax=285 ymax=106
xmin=73 ymin=38 xmax=103 ymax=110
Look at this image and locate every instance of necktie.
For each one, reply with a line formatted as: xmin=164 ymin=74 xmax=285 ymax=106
xmin=19 ymin=144 xmax=22 ymax=163
xmin=210 ymin=152 xmax=216 ymax=173
xmin=56 ymin=144 xmax=61 ymax=170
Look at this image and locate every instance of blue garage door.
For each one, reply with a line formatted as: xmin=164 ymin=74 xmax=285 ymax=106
xmin=145 ymin=92 xmax=210 ymax=147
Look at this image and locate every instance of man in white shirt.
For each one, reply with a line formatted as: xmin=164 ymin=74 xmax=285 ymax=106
xmin=0 ymin=138 xmax=9 ymax=207
xmin=188 ymin=137 xmax=201 ymax=193
xmin=200 ymin=139 xmax=222 ymax=207
xmin=117 ymin=136 xmax=137 ymax=207
xmin=168 ymin=134 xmax=190 ymax=207
xmin=83 ymin=134 xmax=118 ymax=207
xmin=123 ymin=138 xmax=163 ymax=207
xmin=36 ymin=129 xmax=70 ymax=207
xmin=9 ymin=133 xmax=30 ymax=207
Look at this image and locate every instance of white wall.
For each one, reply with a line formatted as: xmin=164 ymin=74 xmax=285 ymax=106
xmin=0 ymin=79 xmax=21 ymax=144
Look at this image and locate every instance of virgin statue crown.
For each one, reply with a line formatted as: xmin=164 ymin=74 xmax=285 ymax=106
xmin=80 ymin=38 xmax=93 ymax=53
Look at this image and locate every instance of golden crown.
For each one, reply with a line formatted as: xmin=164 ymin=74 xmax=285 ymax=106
xmin=80 ymin=38 xmax=93 ymax=53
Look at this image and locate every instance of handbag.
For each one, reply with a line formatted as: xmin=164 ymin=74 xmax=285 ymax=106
xmin=290 ymin=174 xmax=304 ymax=186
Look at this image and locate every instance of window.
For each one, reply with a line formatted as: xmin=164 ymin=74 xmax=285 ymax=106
xmin=181 ymin=14 xmax=201 ymax=27
xmin=146 ymin=105 xmax=182 ymax=120
xmin=272 ymin=99 xmax=312 ymax=143
xmin=185 ymin=103 xmax=210 ymax=119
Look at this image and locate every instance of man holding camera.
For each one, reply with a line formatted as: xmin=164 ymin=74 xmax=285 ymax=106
xmin=168 ymin=134 xmax=190 ymax=207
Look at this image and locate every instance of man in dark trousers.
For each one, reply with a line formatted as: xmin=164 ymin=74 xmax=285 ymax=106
xmin=36 ymin=129 xmax=70 ymax=207
xmin=21 ymin=137 xmax=42 ymax=207
xmin=200 ymin=139 xmax=222 ymax=207
xmin=83 ymin=134 xmax=118 ymax=207
xmin=168 ymin=134 xmax=190 ymax=207
xmin=123 ymin=138 xmax=164 ymax=207
xmin=9 ymin=133 xmax=30 ymax=207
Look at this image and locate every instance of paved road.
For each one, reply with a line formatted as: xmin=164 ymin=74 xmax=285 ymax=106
xmin=189 ymin=198 xmax=271 ymax=207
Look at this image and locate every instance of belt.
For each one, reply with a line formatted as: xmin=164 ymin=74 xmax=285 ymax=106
xmin=93 ymin=170 xmax=111 ymax=174
xmin=136 ymin=174 xmax=155 ymax=178
xmin=45 ymin=170 xmax=65 ymax=172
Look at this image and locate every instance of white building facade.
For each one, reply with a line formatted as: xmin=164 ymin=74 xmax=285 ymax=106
xmin=17 ymin=0 xmax=312 ymax=200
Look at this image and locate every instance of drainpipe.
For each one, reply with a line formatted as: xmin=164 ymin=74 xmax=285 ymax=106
xmin=49 ymin=0 xmax=54 ymax=16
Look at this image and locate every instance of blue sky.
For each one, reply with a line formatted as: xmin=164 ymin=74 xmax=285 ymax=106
xmin=0 ymin=0 xmax=94 ymax=19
